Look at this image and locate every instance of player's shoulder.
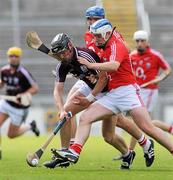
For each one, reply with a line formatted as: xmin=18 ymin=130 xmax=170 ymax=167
xmin=77 ymin=47 xmax=95 ymax=56
xmin=84 ymin=31 xmax=93 ymax=38
xmin=18 ymin=65 xmax=30 ymax=73
xmin=130 ymin=50 xmax=138 ymax=56
xmin=18 ymin=65 xmax=34 ymax=78
xmin=150 ymin=48 xmax=164 ymax=59
xmin=1 ymin=64 xmax=10 ymax=72
xmin=77 ymin=47 xmax=100 ymax=62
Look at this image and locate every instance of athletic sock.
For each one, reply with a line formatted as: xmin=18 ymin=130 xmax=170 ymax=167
xmin=168 ymin=125 xmax=173 ymax=134
xmin=70 ymin=143 xmax=82 ymax=155
xmin=138 ymin=134 xmax=151 ymax=153
xmin=70 ymin=139 xmax=75 ymax=146
xmin=122 ymin=150 xmax=130 ymax=158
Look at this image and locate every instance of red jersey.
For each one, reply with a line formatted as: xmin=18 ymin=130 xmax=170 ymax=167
xmin=84 ymin=31 xmax=104 ymax=60
xmin=130 ymin=47 xmax=169 ymax=89
xmin=102 ymin=31 xmax=136 ymax=90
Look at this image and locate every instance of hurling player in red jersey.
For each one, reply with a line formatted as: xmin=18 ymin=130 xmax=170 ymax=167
xmin=55 ymin=19 xmax=173 ymax=167
xmin=129 ymin=30 xmax=173 ymax=150
xmin=0 ymin=47 xmax=39 ymax=140
xmin=84 ymin=8 xmax=155 ymax=164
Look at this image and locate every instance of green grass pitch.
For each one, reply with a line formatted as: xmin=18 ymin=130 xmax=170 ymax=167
xmin=0 ymin=134 xmax=173 ymax=180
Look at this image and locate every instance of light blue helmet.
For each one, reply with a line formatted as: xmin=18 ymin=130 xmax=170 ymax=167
xmin=85 ymin=6 xmax=105 ymax=18
xmin=90 ymin=19 xmax=112 ymax=40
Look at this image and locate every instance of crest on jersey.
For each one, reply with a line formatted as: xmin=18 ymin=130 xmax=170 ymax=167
xmin=13 ymin=77 xmax=19 ymax=84
xmin=146 ymin=62 xmax=151 ymax=69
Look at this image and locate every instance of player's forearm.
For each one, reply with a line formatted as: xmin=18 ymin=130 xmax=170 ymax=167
xmin=90 ymin=61 xmax=119 ymax=72
xmin=26 ymin=84 xmax=39 ymax=95
xmin=159 ymin=67 xmax=171 ymax=81
xmin=54 ymin=83 xmax=65 ymax=112
xmin=91 ymin=71 xmax=108 ymax=96
xmin=0 ymin=80 xmax=4 ymax=89
xmin=54 ymin=93 xmax=64 ymax=112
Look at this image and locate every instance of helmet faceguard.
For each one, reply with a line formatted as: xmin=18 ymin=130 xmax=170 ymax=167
xmin=51 ymin=33 xmax=71 ymax=54
xmin=90 ymin=19 xmax=112 ymax=41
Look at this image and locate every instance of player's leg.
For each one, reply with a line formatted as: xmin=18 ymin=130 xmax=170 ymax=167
xmin=117 ymin=114 xmax=151 ymax=152
xmin=152 ymin=120 xmax=173 ymax=134
xmin=0 ymin=113 xmax=9 ymax=127
xmin=102 ymin=116 xmax=136 ymax=169
xmin=55 ymin=102 xmax=114 ymax=164
xmin=130 ymin=107 xmax=173 ymax=153
xmin=7 ymin=108 xmax=39 ymax=138
xmin=102 ymin=116 xmax=128 ymax=154
xmin=44 ymin=90 xmax=88 ymax=168
xmin=59 ymin=82 xmax=81 ymax=149
xmin=0 ymin=112 xmax=9 ymax=159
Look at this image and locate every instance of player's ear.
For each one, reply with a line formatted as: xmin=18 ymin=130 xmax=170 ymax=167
xmin=68 ymin=42 xmax=73 ymax=50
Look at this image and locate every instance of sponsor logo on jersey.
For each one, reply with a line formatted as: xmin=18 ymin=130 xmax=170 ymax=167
xmin=144 ymin=57 xmax=150 ymax=61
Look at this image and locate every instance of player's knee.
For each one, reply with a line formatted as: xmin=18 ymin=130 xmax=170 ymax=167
xmin=79 ymin=113 xmax=90 ymax=124
xmin=7 ymin=132 xmax=16 ymax=138
xmin=103 ymin=133 xmax=114 ymax=144
xmin=140 ymin=124 xmax=155 ymax=136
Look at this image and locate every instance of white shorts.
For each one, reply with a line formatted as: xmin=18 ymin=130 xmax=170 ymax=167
xmin=140 ymin=88 xmax=158 ymax=113
xmin=0 ymin=99 xmax=29 ymax=126
xmin=96 ymin=84 xmax=144 ymax=114
xmin=72 ymin=80 xmax=86 ymax=89
xmin=77 ymin=81 xmax=106 ymax=100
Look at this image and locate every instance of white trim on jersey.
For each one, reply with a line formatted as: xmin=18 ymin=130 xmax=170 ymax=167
xmin=78 ymin=50 xmax=100 ymax=74
xmin=55 ymin=62 xmax=61 ymax=81
xmin=150 ymin=49 xmax=169 ymax=68
xmin=0 ymin=65 xmax=10 ymax=71
xmin=19 ymin=66 xmax=36 ymax=85
xmin=110 ymin=42 xmax=116 ymax=62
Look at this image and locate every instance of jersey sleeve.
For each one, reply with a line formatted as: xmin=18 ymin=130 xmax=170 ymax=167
xmin=21 ymin=67 xmax=37 ymax=86
xmin=156 ymin=52 xmax=169 ymax=70
xmin=55 ymin=63 xmax=69 ymax=82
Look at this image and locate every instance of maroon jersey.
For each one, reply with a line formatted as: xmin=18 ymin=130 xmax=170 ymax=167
xmin=0 ymin=64 xmax=36 ymax=108
xmin=55 ymin=47 xmax=108 ymax=92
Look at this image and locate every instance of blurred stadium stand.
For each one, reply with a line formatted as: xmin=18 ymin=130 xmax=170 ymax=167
xmin=103 ymin=0 xmax=137 ymax=48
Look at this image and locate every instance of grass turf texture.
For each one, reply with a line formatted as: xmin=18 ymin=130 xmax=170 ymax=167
xmin=0 ymin=135 xmax=173 ymax=180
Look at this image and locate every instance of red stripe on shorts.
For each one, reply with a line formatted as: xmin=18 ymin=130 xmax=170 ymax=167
xmin=133 ymin=84 xmax=145 ymax=107
xmin=146 ymin=90 xmax=154 ymax=110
